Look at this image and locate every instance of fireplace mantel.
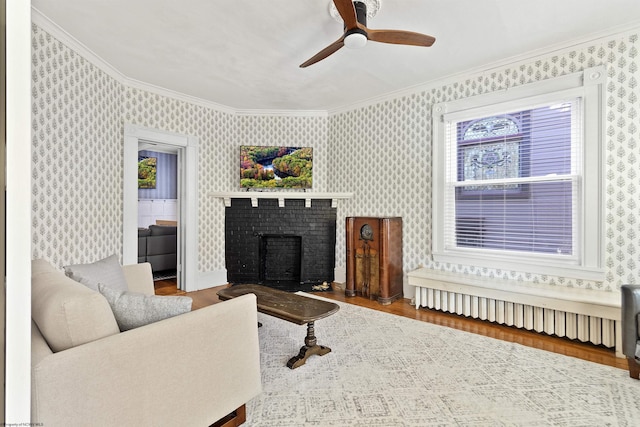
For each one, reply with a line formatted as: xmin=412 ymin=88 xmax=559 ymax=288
xmin=210 ymin=191 xmax=353 ymax=208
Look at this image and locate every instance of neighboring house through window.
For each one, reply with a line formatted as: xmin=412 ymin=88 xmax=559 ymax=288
xmin=432 ymin=66 xmax=606 ymax=281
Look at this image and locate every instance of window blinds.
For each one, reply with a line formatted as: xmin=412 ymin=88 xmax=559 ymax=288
xmin=443 ymin=98 xmax=582 ymax=259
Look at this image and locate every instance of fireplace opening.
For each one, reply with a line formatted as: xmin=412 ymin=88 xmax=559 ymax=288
xmin=259 ymin=235 xmax=302 ymax=290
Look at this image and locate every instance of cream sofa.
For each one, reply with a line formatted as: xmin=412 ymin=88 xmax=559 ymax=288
xmin=31 ymin=259 xmax=262 ymax=426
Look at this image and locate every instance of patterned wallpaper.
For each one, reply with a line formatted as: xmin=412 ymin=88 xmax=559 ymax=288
xmin=122 ymin=87 xmax=235 ymax=273
xmin=31 ymin=27 xmax=331 ymax=275
xmin=329 ymin=32 xmax=640 ymax=292
xmin=31 ymin=25 xmax=123 ymax=267
xmin=328 ymin=94 xmax=432 ymax=281
xmin=31 ymin=21 xmax=640 ymax=292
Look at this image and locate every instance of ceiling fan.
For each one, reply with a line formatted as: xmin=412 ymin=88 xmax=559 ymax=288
xmin=300 ymin=0 xmax=436 ymax=68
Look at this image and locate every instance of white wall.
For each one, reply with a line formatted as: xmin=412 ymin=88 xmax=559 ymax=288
xmin=138 ymin=199 xmax=177 ymax=228
xmin=6 ymin=0 xmax=33 ymax=422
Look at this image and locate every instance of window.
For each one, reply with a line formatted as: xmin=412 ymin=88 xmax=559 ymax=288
xmin=432 ymin=67 xmax=606 ymax=280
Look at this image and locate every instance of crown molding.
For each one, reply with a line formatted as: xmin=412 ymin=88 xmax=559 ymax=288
xmin=31 ymin=6 xmax=236 ymax=115
xmin=124 ymin=77 xmax=236 ymax=115
xmin=31 ymin=6 xmax=640 ymax=118
xmin=326 ymin=20 xmax=640 ymax=116
xmin=31 ymin=8 xmax=319 ymax=118
xmin=235 ymin=109 xmax=328 ymax=118
xmin=31 ymin=6 xmax=128 ymax=85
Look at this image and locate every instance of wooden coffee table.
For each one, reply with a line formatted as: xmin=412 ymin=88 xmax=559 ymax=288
xmin=217 ymin=284 xmax=339 ymax=369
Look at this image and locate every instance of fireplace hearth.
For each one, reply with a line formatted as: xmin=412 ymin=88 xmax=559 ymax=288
xmin=224 ymin=198 xmax=337 ymax=292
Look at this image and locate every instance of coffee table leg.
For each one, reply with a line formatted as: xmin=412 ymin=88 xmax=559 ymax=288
xmin=286 ymin=321 xmax=331 ymax=369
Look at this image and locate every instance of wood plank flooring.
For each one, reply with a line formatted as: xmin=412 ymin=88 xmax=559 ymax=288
xmin=154 ymin=280 xmax=628 ymax=372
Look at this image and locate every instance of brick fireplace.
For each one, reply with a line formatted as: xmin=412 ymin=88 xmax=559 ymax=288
xmin=224 ymin=197 xmax=338 ymax=291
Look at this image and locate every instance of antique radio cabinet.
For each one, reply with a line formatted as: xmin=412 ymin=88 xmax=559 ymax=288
xmin=345 ymin=217 xmax=403 ymax=305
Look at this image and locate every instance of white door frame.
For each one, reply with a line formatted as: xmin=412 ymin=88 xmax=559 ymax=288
xmin=123 ymin=123 xmax=199 ymax=292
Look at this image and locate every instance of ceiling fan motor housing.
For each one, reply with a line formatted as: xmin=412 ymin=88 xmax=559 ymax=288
xmin=353 ymin=1 xmax=368 ymax=27
xmin=344 ymin=1 xmax=368 ymax=47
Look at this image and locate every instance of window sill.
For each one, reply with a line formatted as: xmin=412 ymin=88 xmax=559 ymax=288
xmin=433 ymin=251 xmax=606 ymax=283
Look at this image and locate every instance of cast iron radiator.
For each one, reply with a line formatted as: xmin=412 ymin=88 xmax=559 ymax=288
xmin=415 ymin=287 xmax=615 ymax=347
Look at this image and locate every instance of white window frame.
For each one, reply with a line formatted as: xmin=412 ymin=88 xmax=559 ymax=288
xmin=432 ymin=66 xmax=606 ymax=281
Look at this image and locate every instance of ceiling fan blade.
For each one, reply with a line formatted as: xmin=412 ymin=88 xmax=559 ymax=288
xmin=300 ymin=38 xmax=345 ymax=68
xmin=368 ymin=29 xmax=436 ymax=47
xmin=333 ymin=0 xmax=358 ymax=29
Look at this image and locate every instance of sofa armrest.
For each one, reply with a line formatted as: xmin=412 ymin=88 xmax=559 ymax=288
xmin=32 ymin=294 xmax=262 ymax=426
xmin=621 ymin=285 xmax=640 ymax=358
xmin=122 ymin=262 xmax=155 ymax=295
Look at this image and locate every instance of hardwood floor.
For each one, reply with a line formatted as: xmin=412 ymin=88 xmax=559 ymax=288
xmin=154 ymin=279 xmax=187 ymax=296
xmin=154 ymin=280 xmax=628 ymax=372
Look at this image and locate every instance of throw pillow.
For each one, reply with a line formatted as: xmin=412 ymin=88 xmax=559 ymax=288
xmin=64 ymin=254 xmax=129 ymax=292
xmin=98 ymin=284 xmax=192 ymax=331
xmin=31 ymin=260 xmax=120 ymax=352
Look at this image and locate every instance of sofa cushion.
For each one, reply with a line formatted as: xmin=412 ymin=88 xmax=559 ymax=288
xmin=146 ymin=236 xmax=177 ymax=257
xmin=98 ymin=284 xmax=192 ymax=331
xmin=149 ymin=224 xmax=177 ymax=236
xmin=64 ymin=254 xmax=129 ymax=292
xmin=32 ymin=258 xmax=59 ymax=276
xmin=31 ymin=259 xmax=120 ymax=352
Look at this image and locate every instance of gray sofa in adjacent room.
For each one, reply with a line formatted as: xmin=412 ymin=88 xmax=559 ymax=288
xmin=138 ymin=225 xmax=178 ymax=273
xmin=138 ymin=225 xmax=177 ymax=272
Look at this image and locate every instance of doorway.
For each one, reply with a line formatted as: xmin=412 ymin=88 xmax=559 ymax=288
xmin=138 ymin=144 xmax=179 ymax=282
xmin=123 ymin=124 xmax=199 ymax=292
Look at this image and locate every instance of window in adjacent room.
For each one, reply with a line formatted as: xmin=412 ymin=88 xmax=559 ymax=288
xmin=432 ymin=67 xmax=606 ymax=280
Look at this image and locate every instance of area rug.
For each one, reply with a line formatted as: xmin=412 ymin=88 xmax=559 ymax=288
xmin=245 ymin=294 xmax=640 ymax=426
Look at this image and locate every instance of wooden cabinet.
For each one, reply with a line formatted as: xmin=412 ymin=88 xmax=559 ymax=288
xmin=345 ymin=217 xmax=403 ymax=305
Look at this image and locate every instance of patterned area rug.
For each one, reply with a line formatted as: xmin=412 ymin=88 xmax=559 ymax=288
xmin=246 ymin=294 xmax=640 ymax=426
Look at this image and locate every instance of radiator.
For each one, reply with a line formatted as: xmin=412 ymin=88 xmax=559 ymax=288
xmin=415 ymin=286 xmax=616 ymax=348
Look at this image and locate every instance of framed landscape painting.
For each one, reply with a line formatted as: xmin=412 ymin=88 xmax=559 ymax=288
xmin=138 ymin=156 xmax=157 ymax=189
xmin=240 ymin=146 xmax=313 ymax=189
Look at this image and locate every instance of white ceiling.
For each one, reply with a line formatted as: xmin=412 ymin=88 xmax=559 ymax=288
xmin=32 ymin=0 xmax=640 ymax=112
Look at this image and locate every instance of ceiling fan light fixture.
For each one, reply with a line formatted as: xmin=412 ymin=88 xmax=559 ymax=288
xmin=344 ymin=32 xmax=368 ymax=49
xmin=300 ymin=0 xmax=434 ymax=68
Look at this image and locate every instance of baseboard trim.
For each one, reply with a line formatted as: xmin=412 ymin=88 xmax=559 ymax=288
xmin=195 ymin=269 xmax=228 ymax=291
xmin=334 ymin=266 xmax=346 ymax=284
